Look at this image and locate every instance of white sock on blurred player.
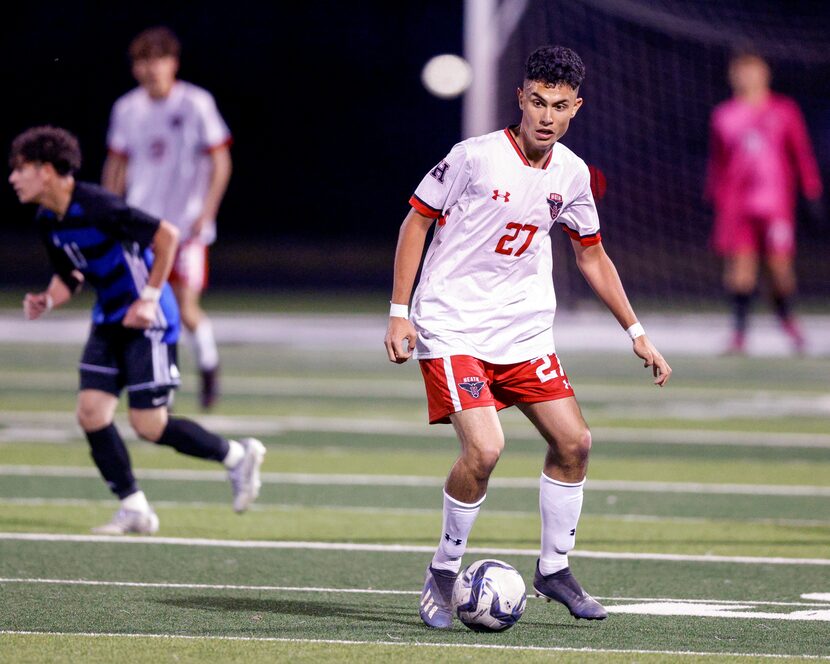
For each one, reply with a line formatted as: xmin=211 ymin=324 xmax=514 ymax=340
xmin=539 ymin=474 xmax=584 ymax=575
xmin=431 ymin=491 xmax=485 ymax=573
xmin=192 ymin=319 xmax=219 ymax=370
xmin=222 ymin=439 xmax=245 ymax=469
xmin=121 ymin=490 xmax=151 ymax=513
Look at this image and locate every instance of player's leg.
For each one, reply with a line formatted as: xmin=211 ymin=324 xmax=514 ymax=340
xmin=723 ymin=251 xmax=759 ymax=354
xmin=762 ymin=218 xmax=804 ymax=353
xmin=171 ymin=242 xmax=220 ymax=409
xmin=78 ymin=327 xmax=158 ymax=535
xmin=417 ymin=356 xmax=504 ymax=628
xmin=518 ymin=397 xmax=606 ymax=620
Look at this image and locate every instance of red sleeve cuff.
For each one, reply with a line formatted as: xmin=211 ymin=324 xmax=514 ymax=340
xmin=409 ymin=194 xmax=442 ymax=219
xmin=561 ymin=225 xmax=602 ymax=246
xmin=204 ymin=136 xmax=233 ymax=154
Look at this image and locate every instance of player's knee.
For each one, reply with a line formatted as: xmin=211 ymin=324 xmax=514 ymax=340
xmin=128 ymin=410 xmax=166 ymax=442
xmin=465 ymin=440 xmax=504 ymax=478
xmin=558 ymin=428 xmax=592 ymax=468
xmin=76 ymin=403 xmax=110 ymax=432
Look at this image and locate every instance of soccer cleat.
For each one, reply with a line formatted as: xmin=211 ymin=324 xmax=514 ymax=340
xmin=723 ymin=331 xmax=746 ymax=356
xmin=781 ymin=318 xmax=806 ymax=355
xmin=533 ymin=561 xmax=607 ymax=620
xmin=199 ymin=366 xmax=220 ymax=410
xmin=91 ymin=508 xmax=159 ymax=535
xmin=419 ymin=565 xmax=457 ymax=629
xmin=228 ymin=437 xmax=266 ymax=513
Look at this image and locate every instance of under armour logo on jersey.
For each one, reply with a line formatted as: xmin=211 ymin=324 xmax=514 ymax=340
xmin=547 ymin=193 xmax=563 ymax=220
xmin=492 ymin=189 xmax=511 ymax=202
xmin=431 ymin=160 xmax=450 ymax=184
xmin=444 ymin=533 xmax=463 ymax=546
xmin=458 ymin=377 xmax=486 ymax=399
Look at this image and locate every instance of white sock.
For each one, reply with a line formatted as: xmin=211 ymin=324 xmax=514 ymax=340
xmin=191 ymin=319 xmax=219 ymax=370
xmin=222 ymin=439 xmax=245 ymax=469
xmin=431 ymin=491 xmax=485 ymax=573
xmin=539 ymin=474 xmax=585 ymax=575
xmin=121 ymin=490 xmax=151 ymax=513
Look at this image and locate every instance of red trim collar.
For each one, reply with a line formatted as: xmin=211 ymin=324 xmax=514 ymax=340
xmin=504 ymin=127 xmax=553 ymax=169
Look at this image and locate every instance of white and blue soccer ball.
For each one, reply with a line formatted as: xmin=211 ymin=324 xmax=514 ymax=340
xmin=452 ymin=559 xmax=527 ymax=632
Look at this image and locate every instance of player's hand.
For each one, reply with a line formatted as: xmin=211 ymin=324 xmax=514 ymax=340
xmin=23 ymin=292 xmax=53 ymax=320
xmin=123 ymin=299 xmax=157 ymax=329
xmin=633 ymin=335 xmax=672 ymax=387
xmin=384 ymin=316 xmax=418 ymax=364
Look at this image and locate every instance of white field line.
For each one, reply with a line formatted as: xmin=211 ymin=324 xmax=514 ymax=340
xmin=5 ymin=368 xmax=828 ymax=403
xmin=3 ymin=497 xmax=827 ymax=528
xmin=2 ymin=577 xmax=829 ymax=609
xmin=1 ymin=630 xmax=828 ymax=660
xmin=1 ymin=532 xmax=828 ymax=566
xmin=2 ymin=464 xmax=829 ymax=497
xmin=3 ymin=410 xmax=830 ymax=448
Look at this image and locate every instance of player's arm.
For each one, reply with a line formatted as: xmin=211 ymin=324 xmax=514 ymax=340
xmin=191 ymin=146 xmax=232 ymax=240
xmin=122 ymin=221 xmax=180 ymax=329
xmin=101 ymin=152 xmax=128 ymax=197
xmin=571 ymin=240 xmax=672 ymax=386
xmin=384 ymin=208 xmax=434 ymax=363
xmin=23 ymin=272 xmax=81 ymax=320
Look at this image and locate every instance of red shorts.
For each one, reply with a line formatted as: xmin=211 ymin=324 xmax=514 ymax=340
xmin=712 ymin=213 xmax=795 ymax=257
xmin=419 ymin=353 xmax=575 ymax=424
xmin=168 ymin=242 xmax=209 ymax=292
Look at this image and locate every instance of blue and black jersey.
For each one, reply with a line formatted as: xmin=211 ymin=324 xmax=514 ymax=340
xmin=37 ymin=182 xmax=180 ymax=344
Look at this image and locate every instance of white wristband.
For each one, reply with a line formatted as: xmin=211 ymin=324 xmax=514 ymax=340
xmin=140 ymin=285 xmax=162 ymax=303
xmin=626 ymin=322 xmax=645 ymax=340
xmin=389 ymin=302 xmax=409 ymax=319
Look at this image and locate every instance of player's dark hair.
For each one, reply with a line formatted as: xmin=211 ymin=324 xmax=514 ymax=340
xmin=525 ymin=46 xmax=585 ymax=90
xmin=129 ymin=26 xmax=181 ymax=61
xmin=729 ymin=45 xmax=767 ymax=66
xmin=9 ymin=126 xmax=82 ymax=176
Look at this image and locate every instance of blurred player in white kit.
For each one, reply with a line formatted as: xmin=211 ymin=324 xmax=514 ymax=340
xmin=385 ymin=46 xmax=672 ymax=628
xmin=103 ymin=26 xmax=231 ymax=409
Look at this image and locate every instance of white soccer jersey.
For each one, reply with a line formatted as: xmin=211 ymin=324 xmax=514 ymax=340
xmin=409 ymin=128 xmax=601 ymax=364
xmin=107 ymin=81 xmax=231 ymax=244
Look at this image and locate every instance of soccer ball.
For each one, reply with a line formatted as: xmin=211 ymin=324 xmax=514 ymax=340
xmin=452 ymin=559 xmax=527 ymax=632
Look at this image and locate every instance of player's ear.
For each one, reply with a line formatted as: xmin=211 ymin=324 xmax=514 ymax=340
xmin=516 ymin=85 xmax=525 ymax=110
xmin=571 ymin=96 xmax=584 ymax=118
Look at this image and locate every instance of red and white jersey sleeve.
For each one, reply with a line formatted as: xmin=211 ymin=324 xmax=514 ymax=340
xmin=409 ymin=128 xmax=601 ymax=364
xmin=106 ymin=81 xmax=231 ymax=244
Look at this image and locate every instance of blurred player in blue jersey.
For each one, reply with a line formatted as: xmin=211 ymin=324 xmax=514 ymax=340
xmin=8 ymin=126 xmax=265 ymax=535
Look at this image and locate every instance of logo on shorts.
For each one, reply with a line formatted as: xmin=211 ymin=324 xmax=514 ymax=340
xmin=458 ymin=376 xmax=486 ymax=399
xmin=547 ymin=193 xmax=563 ymax=220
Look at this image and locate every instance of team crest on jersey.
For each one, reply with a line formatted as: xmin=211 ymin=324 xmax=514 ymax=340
xmin=431 ymin=160 xmax=450 ymax=184
xmin=458 ymin=376 xmax=486 ymax=399
xmin=169 ymin=114 xmax=184 ymax=129
xmin=547 ymin=193 xmax=563 ymax=220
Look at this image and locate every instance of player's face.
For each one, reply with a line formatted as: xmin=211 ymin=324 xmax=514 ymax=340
xmin=132 ymin=55 xmax=179 ymax=99
xmin=517 ymin=81 xmax=583 ymax=155
xmin=8 ymin=161 xmax=50 ymax=205
xmin=728 ymin=57 xmax=770 ymax=96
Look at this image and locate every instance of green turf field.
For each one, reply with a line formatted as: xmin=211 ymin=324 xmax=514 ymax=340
xmin=1 ymin=320 xmax=828 ymax=662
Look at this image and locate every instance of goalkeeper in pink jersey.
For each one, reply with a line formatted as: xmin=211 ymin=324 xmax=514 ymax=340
xmin=706 ymin=50 xmax=824 ymax=354
xmin=385 ymin=46 xmax=671 ymax=628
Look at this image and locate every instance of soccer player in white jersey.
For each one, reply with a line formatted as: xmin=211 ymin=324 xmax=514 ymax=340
xmin=384 ymin=46 xmax=672 ymax=628
xmin=102 ymin=27 xmax=231 ymax=409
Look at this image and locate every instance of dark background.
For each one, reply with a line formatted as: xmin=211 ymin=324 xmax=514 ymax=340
xmin=0 ymin=1 xmax=464 ymax=290
xmin=2 ymin=1 xmax=829 ymax=301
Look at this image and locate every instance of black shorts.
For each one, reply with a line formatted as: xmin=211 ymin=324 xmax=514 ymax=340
xmin=79 ymin=324 xmax=181 ymax=409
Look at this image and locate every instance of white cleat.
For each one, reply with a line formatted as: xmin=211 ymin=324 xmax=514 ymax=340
xmin=229 ymin=437 xmax=266 ymax=513
xmin=91 ymin=508 xmax=159 ymax=535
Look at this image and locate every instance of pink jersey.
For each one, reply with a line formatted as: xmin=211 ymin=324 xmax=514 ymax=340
xmin=706 ymin=93 xmax=822 ymax=219
xmin=409 ymin=128 xmax=601 ymax=364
